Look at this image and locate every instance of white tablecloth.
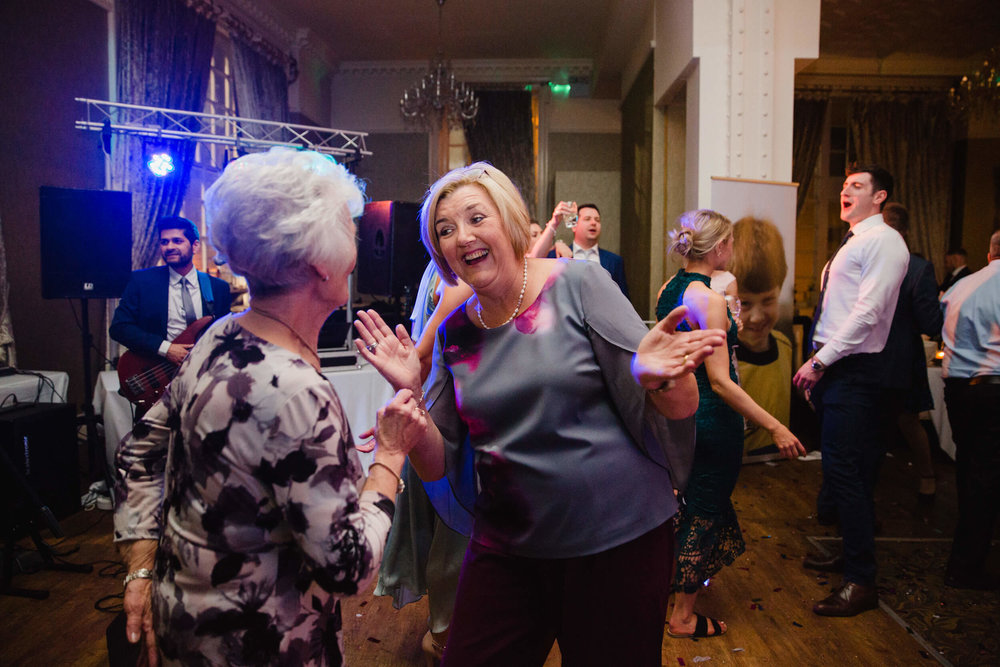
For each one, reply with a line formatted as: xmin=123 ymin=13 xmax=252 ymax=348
xmin=95 ymin=364 xmax=394 ymax=469
xmin=926 ymin=365 xmax=954 ymax=460
xmin=0 ymin=370 xmax=70 ymax=405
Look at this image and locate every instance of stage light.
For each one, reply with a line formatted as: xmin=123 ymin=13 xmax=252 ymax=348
xmin=147 ymin=152 xmax=175 ymax=177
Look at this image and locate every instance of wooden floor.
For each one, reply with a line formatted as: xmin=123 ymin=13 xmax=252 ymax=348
xmin=0 ymin=438 xmax=967 ymax=666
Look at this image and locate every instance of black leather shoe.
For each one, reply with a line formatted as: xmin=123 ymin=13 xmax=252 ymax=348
xmin=803 ymin=552 xmax=844 ymax=572
xmin=813 ymin=582 xmax=878 ymax=617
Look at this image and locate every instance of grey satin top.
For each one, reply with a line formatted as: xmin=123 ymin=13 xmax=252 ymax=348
xmin=425 ymin=259 xmax=695 ymax=559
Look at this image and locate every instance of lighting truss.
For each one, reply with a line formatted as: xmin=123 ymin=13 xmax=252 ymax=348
xmin=75 ymin=98 xmax=371 ymax=160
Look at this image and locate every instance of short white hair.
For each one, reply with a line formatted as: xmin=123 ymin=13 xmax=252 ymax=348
xmin=205 ymin=147 xmax=365 ymax=296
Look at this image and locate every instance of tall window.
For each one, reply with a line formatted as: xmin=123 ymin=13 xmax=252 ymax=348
xmin=447 ymin=125 xmax=471 ymax=170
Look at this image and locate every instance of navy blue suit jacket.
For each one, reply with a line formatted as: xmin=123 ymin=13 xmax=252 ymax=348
xmin=547 ymin=248 xmax=629 ymax=298
xmin=109 ymin=266 xmax=231 ymax=357
xmin=882 ymin=253 xmax=942 ymax=393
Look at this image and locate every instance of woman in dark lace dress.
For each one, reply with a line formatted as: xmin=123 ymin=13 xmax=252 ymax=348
xmin=656 ymin=209 xmax=805 ymax=639
xmin=114 ymin=148 xmax=423 ymax=666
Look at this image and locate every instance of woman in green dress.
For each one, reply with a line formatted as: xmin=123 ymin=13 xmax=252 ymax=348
xmin=656 ymin=209 xmax=805 ymax=638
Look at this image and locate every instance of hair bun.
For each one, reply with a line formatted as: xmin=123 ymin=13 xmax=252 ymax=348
xmin=669 ymin=227 xmax=694 ymax=257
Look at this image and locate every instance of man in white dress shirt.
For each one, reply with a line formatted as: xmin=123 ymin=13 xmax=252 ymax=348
xmin=793 ymin=165 xmax=909 ymax=616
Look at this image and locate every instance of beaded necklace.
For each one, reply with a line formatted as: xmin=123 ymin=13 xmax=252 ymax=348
xmin=474 ymin=256 xmax=529 ymax=330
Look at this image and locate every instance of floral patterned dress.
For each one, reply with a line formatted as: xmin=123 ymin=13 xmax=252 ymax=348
xmin=656 ymin=269 xmax=746 ymax=593
xmin=114 ymin=317 xmax=394 ymax=666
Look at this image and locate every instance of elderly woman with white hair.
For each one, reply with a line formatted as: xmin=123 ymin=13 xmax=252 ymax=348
xmin=113 ymin=148 xmax=420 ymax=666
xmin=354 ymin=162 xmax=726 ymax=665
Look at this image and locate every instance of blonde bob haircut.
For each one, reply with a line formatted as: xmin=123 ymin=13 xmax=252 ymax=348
xmin=420 ymin=162 xmax=532 ymax=286
xmin=205 ymin=147 xmax=365 ymax=297
xmin=667 ymin=209 xmax=733 ymax=261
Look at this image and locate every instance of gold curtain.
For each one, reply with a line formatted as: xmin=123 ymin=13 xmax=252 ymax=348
xmin=792 ymin=97 xmax=829 ymax=216
xmin=848 ymin=96 xmax=954 ymax=272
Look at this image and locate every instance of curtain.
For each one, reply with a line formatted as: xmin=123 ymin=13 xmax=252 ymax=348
xmin=463 ymin=91 xmax=536 ymax=218
xmin=231 ymin=34 xmax=289 ymax=136
xmin=113 ymin=0 xmax=217 ymax=269
xmin=0 ymin=213 xmax=14 ymax=367
xmin=792 ymin=97 xmax=829 ymax=216
xmin=848 ymin=96 xmax=954 ymax=269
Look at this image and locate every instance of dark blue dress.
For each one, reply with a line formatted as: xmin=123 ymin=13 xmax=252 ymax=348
xmin=656 ymin=269 xmax=746 ymax=593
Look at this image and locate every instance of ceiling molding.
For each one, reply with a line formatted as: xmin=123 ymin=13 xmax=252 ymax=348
xmin=796 ymin=73 xmax=955 ymax=94
xmin=215 ymin=0 xmax=298 ymax=53
xmin=336 ymin=59 xmax=593 ymax=85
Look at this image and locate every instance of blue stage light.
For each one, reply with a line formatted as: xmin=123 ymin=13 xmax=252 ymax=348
xmin=147 ymin=152 xmax=175 ymax=177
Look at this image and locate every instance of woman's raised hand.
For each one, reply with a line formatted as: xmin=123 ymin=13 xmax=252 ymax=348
xmin=632 ymin=305 xmax=726 ymax=389
xmin=354 ymin=309 xmax=421 ymax=392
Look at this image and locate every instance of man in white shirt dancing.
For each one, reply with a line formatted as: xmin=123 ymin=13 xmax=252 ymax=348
xmin=793 ymin=165 xmax=909 ymax=616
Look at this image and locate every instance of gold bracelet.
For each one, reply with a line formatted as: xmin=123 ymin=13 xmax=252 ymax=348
xmin=648 ymin=379 xmax=676 ymax=393
xmin=369 ymin=461 xmax=405 ymax=495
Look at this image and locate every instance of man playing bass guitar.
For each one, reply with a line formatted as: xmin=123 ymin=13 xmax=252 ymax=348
xmin=110 ymin=217 xmax=231 ymax=406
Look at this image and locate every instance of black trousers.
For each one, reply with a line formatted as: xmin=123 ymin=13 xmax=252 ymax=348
xmin=812 ymin=354 xmax=887 ymax=585
xmin=944 ymin=379 xmax=1000 ymax=576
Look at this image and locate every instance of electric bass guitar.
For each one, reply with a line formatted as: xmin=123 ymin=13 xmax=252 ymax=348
xmin=116 ymin=316 xmax=214 ymax=408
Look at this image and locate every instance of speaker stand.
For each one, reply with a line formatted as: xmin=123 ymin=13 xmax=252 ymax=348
xmin=79 ymin=298 xmax=108 ymax=486
xmin=0 ymin=443 xmax=92 ymax=599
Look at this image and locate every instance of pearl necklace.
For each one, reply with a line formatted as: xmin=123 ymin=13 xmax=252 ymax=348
xmin=251 ymin=307 xmax=322 ymax=369
xmin=474 ymin=256 xmax=529 ymax=330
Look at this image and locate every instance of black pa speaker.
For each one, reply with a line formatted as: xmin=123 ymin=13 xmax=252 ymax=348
xmin=0 ymin=402 xmax=79 ymax=524
xmin=39 ymin=186 xmax=132 ymax=299
xmin=357 ymin=201 xmax=429 ymax=298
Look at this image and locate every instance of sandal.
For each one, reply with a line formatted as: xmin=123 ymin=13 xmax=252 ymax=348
xmin=666 ymin=612 xmax=726 ymax=639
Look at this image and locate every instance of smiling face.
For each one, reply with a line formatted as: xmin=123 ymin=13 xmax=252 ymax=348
xmin=159 ymin=228 xmax=198 ymax=273
xmin=434 ymin=184 xmax=519 ymax=296
xmin=840 ymin=172 xmax=886 ymax=227
xmin=573 ymin=205 xmax=601 ymax=248
xmin=737 ymin=287 xmax=780 ymax=353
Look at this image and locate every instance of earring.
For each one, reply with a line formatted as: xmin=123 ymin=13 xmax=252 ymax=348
xmin=322 ymin=275 xmax=329 ymax=282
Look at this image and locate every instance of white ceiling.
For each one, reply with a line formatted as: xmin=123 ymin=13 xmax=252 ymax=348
xmin=257 ymin=0 xmax=1000 ymax=97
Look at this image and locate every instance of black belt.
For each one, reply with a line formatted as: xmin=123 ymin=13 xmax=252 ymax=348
xmin=945 ymin=375 xmax=1000 ymax=387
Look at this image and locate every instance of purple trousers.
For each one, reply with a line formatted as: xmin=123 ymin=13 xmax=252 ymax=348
xmin=441 ymin=519 xmax=673 ymax=667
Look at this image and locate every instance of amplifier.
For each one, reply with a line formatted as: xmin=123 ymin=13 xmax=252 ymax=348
xmin=0 ymin=402 xmax=79 ymax=523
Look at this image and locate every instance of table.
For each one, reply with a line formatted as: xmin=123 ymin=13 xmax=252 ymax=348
xmin=0 ymin=370 xmax=70 ymax=405
xmin=95 ymin=364 xmax=394 ymax=469
xmin=925 ymin=365 xmax=954 ymax=460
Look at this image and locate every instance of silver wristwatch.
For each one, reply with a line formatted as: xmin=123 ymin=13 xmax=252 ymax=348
xmin=810 ymin=358 xmax=826 ymax=372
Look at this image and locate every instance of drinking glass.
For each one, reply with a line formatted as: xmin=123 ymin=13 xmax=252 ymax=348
xmin=562 ymin=201 xmax=578 ymax=229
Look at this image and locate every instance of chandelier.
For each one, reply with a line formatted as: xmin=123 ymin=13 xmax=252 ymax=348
xmin=949 ymin=46 xmax=1000 ymax=120
xmin=399 ymin=0 xmax=478 ymax=128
